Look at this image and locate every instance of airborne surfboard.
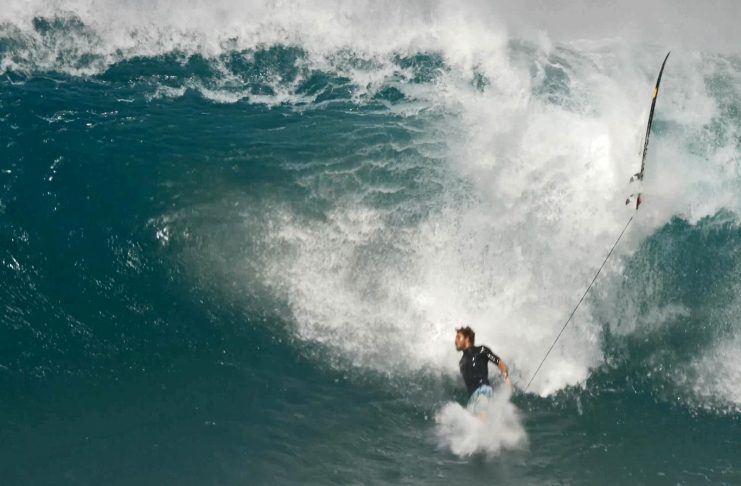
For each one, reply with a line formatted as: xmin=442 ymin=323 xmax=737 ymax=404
xmin=626 ymin=51 xmax=671 ymax=209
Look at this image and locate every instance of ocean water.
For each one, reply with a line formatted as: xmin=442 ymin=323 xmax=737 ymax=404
xmin=1 ymin=1 xmax=740 ymax=484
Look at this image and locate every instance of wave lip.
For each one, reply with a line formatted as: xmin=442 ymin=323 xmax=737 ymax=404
xmin=0 ymin=0 xmax=510 ymax=77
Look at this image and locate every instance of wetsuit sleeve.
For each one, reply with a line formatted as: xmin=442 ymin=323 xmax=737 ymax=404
xmin=481 ymin=346 xmax=500 ymax=365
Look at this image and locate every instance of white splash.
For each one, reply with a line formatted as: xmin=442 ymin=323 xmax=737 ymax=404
xmin=435 ymin=386 xmax=527 ymax=457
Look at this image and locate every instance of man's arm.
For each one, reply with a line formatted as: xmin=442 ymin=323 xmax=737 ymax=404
xmin=483 ymin=346 xmax=510 ymax=385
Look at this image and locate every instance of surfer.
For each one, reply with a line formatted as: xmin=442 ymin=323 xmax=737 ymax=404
xmin=455 ymin=326 xmax=510 ymax=413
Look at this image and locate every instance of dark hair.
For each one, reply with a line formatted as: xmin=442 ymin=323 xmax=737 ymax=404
xmin=456 ymin=326 xmax=475 ymax=344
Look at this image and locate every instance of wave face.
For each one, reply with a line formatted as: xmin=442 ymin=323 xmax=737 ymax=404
xmin=1 ymin=1 xmax=740 ymax=484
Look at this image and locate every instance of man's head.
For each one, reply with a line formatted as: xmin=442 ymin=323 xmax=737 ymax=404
xmin=455 ymin=326 xmax=475 ymax=351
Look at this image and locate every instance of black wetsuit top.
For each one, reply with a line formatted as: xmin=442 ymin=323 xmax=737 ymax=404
xmin=459 ymin=345 xmax=501 ymax=396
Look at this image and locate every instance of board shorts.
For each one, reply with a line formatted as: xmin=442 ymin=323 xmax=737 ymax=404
xmin=466 ymin=384 xmax=493 ymax=414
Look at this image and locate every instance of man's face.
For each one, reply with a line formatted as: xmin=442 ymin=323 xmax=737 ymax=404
xmin=455 ymin=332 xmax=470 ymax=351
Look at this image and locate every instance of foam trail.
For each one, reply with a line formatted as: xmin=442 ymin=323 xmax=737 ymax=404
xmin=435 ymin=386 xmax=526 ymax=457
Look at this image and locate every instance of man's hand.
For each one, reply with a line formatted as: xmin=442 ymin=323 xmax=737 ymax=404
xmin=498 ymin=360 xmax=511 ymax=386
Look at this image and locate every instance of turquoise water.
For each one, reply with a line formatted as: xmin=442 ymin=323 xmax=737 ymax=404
xmin=2 ymin=2 xmax=741 ymax=484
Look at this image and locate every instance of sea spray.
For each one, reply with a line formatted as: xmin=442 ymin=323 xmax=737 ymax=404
xmin=435 ymin=386 xmax=526 ymax=457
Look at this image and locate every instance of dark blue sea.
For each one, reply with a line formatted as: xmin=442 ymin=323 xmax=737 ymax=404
xmin=2 ymin=2 xmax=740 ymax=484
